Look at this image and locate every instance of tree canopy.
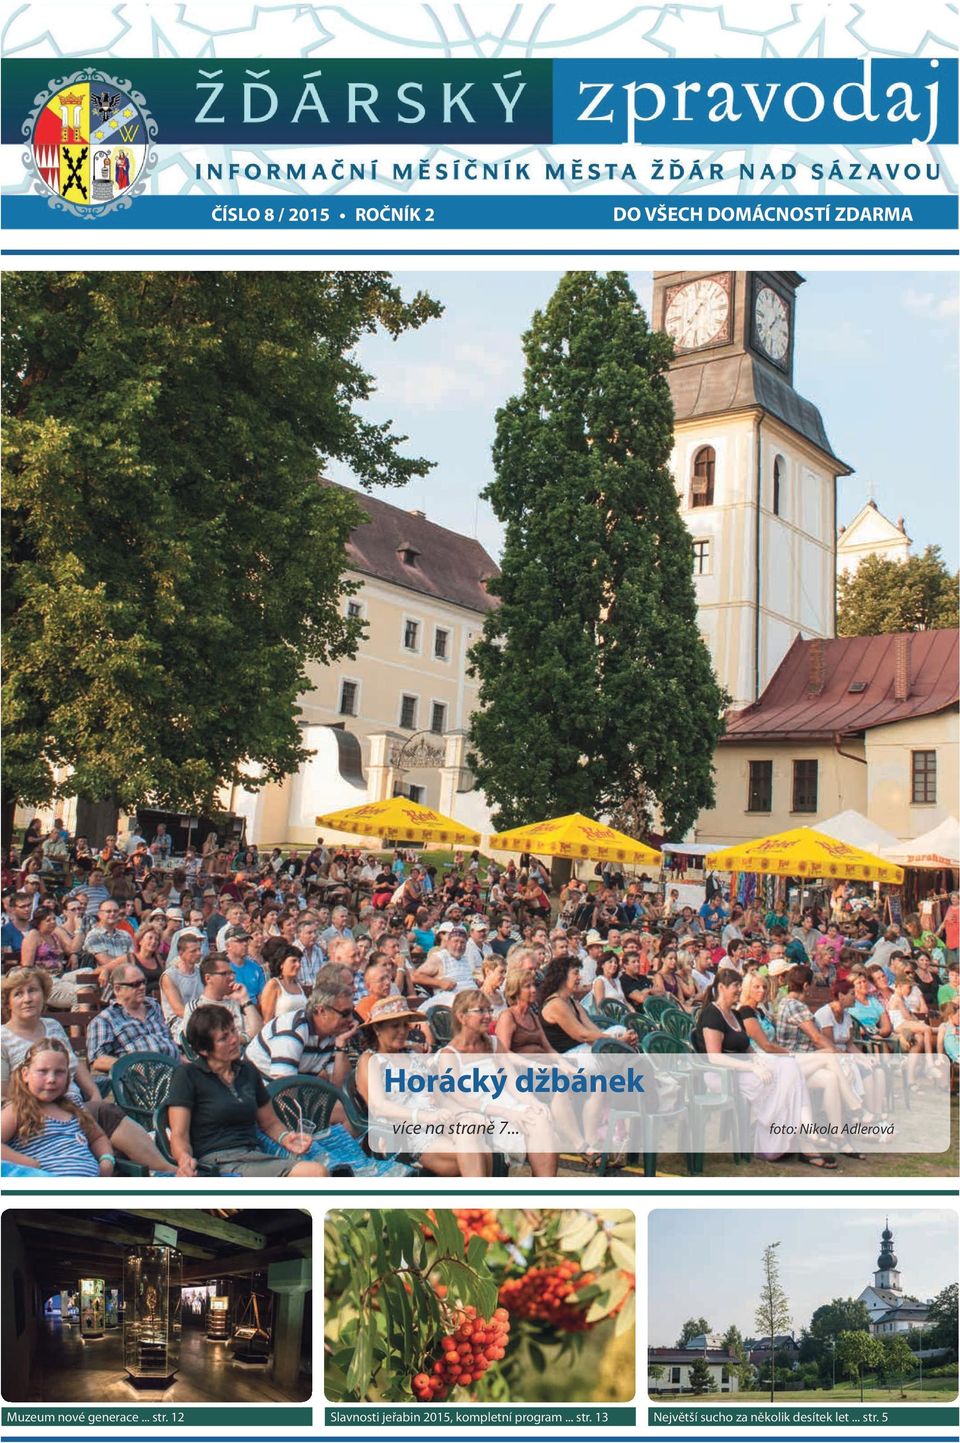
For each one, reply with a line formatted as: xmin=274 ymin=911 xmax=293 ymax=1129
xmin=2 ymin=271 xmax=440 ymax=812
xmin=754 ymin=1242 xmax=792 ymax=1403
xmin=925 ymin=1282 xmax=958 ymax=1352
xmin=467 ymin=271 xmax=726 ymax=836
xmin=837 ymin=546 xmax=959 ymax=635
xmin=677 ymin=1317 xmax=712 ymax=1349
xmin=808 ymin=1298 xmax=872 ymax=1344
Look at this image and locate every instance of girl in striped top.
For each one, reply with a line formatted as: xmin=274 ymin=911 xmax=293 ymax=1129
xmin=1 ymin=1040 xmax=114 ymax=1176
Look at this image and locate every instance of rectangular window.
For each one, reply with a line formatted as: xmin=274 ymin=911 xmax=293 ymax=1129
xmin=339 ymin=680 xmax=358 ymax=716
xmin=670 ymin=1367 xmax=681 ymax=1385
xmin=399 ymin=694 xmax=418 ymax=730
xmin=911 ymin=749 xmax=936 ymax=804
xmin=403 ymin=619 xmax=420 ymax=651
xmin=430 ymin=702 xmax=447 ymax=735
xmin=692 ymin=539 xmax=710 ymax=575
xmin=434 ymin=627 xmax=449 ymax=660
xmin=346 ymin=600 xmax=362 ymax=620
xmin=407 ymin=784 xmax=425 ymax=805
xmin=792 ymin=759 xmax=818 ymax=813
xmin=747 ymin=760 xmax=773 ymax=812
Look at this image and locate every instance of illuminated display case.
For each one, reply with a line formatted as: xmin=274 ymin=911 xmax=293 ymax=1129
xmin=105 ymin=1288 xmax=120 ymax=1329
xmin=122 ymin=1246 xmax=182 ymax=1385
xmin=206 ymin=1295 xmax=230 ymax=1341
xmin=79 ymin=1278 xmax=105 ymax=1339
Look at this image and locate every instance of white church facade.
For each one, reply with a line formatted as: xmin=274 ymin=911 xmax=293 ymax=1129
xmin=857 ymin=1221 xmax=932 ymax=1337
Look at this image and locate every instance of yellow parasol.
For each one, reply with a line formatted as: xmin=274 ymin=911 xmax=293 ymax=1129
xmin=315 ymin=797 xmax=482 ymax=848
xmin=705 ymin=827 xmax=904 ymax=884
xmin=488 ymin=812 xmax=662 ymax=867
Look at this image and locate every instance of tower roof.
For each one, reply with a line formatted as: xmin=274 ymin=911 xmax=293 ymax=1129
xmin=877 ymin=1220 xmax=898 ymax=1272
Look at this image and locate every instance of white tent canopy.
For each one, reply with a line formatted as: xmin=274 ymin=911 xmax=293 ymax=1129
xmin=815 ymin=810 xmax=901 ymax=854
xmin=884 ymin=816 xmax=960 ymax=870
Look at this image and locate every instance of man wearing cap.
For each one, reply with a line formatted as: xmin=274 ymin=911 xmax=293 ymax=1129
xmin=183 ymin=952 xmax=263 ymax=1043
xmin=463 ymin=917 xmax=492 ymax=975
xmin=244 ymin=964 xmax=357 ymax=1086
xmin=409 ymin=924 xmax=476 ymax=1004
xmin=223 ymin=925 xmax=267 ymax=1005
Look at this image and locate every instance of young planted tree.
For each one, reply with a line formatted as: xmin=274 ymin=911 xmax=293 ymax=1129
xmin=722 ymin=1323 xmax=754 ymax=1390
xmin=2 ymin=271 xmax=441 ymax=825
xmin=883 ymin=1335 xmax=916 ymax=1398
xmin=836 ymin=1329 xmax=884 ymax=1402
xmin=468 ymin=272 xmax=726 ymax=841
xmin=754 ymin=1242 xmax=792 ymax=1403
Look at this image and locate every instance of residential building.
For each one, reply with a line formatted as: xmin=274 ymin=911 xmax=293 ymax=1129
xmin=695 ymin=629 xmax=959 ymax=845
xmin=647 ymin=1347 xmax=740 ymax=1394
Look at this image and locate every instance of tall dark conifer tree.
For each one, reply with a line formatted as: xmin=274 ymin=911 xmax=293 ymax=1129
xmin=468 ymin=272 xmax=726 ymax=835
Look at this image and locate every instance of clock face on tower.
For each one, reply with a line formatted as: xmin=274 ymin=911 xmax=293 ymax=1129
xmin=664 ymin=275 xmax=731 ymax=353
xmin=753 ymin=284 xmax=790 ymax=366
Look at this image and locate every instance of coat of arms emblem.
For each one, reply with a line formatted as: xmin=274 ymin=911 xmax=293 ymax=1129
xmin=26 ymin=69 xmax=156 ymax=216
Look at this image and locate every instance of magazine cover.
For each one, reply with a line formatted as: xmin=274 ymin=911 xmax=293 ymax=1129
xmin=1 ymin=5 xmax=957 ymax=1443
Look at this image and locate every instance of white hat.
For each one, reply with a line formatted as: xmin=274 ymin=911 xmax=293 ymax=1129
xmin=436 ymin=921 xmax=455 ymax=935
xmin=585 ymin=930 xmax=604 ymax=947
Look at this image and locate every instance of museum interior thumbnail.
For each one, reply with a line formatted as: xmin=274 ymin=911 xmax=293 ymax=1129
xmin=1 ymin=1208 xmax=311 ymax=1402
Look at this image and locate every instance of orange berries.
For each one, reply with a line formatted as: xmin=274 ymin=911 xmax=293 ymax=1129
xmin=499 ymin=1262 xmax=597 ymax=1333
xmin=409 ymin=1305 xmax=511 ymax=1400
xmin=425 ymin=1208 xmax=505 ymax=1245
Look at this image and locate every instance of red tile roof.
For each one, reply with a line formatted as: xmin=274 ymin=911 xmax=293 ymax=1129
xmin=722 ymin=630 xmax=959 ymax=742
xmin=322 ymin=480 xmax=499 ymax=615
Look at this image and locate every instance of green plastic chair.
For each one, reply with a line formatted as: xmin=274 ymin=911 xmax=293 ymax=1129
xmin=110 ymin=1051 xmax=179 ymax=1132
xmin=428 ymin=1006 xmax=455 ymax=1047
xmin=642 ymin=995 xmax=681 ymax=1025
xmin=660 ymin=1008 xmax=696 ymax=1044
xmin=599 ymin=998 xmax=631 ymax=1027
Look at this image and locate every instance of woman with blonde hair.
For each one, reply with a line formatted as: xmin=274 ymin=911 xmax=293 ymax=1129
xmin=1 ymin=1039 xmax=110 ymax=1175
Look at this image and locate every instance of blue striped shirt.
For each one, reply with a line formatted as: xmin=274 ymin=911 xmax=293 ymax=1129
xmin=12 ymin=1115 xmax=100 ymax=1176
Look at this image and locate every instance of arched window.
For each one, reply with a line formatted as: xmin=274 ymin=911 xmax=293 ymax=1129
xmin=690 ymin=446 xmax=715 ymax=507
xmin=772 ymin=455 xmax=784 ymax=517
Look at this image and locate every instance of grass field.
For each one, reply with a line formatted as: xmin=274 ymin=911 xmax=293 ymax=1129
xmin=655 ymin=1375 xmax=958 ymax=1404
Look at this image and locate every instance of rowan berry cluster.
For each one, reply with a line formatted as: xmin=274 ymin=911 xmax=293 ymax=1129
xmin=498 ymin=1261 xmax=597 ymax=1332
xmin=452 ymin=1209 xmax=504 ymax=1243
xmin=410 ymin=1305 xmax=511 ymax=1400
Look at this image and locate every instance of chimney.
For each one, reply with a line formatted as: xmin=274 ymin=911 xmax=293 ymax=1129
xmin=807 ymin=638 xmax=825 ymax=696
xmin=894 ymin=634 xmax=911 ymax=702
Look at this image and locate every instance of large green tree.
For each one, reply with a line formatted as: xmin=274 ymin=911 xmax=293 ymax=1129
xmin=677 ymin=1317 xmax=712 ymax=1349
xmin=837 ymin=546 xmax=959 ymax=635
xmin=467 ymin=272 xmax=726 ymax=836
xmin=2 ymin=271 xmax=440 ymax=816
xmin=925 ymin=1282 xmax=958 ymax=1353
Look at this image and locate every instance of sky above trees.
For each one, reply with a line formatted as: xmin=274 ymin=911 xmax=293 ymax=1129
xmin=328 ymin=269 xmax=959 ymax=570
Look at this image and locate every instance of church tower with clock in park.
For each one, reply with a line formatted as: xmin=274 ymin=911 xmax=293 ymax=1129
xmin=652 ymin=271 xmax=853 ymax=709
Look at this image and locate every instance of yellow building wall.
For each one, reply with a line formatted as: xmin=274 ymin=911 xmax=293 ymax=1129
xmin=865 ymin=710 xmax=958 ymax=840
xmin=695 ymin=740 xmax=867 ymax=846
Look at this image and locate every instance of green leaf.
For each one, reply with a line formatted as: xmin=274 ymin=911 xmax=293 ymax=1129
xmin=432 ymin=1209 xmax=466 ymax=1261
xmin=466 ymin=1234 xmax=489 ymax=1271
xmin=528 ymin=1341 xmax=547 ymax=1373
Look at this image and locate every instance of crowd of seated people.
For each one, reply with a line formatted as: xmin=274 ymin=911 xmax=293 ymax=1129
xmin=1 ymin=822 xmax=957 ymax=1178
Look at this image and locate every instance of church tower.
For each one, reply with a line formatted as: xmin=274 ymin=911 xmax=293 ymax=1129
xmin=873 ymin=1220 xmax=902 ymax=1293
xmin=652 ymin=271 xmax=852 ymax=707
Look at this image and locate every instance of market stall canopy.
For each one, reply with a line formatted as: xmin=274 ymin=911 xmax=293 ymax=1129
xmin=705 ymin=827 xmax=904 ymax=884
xmin=816 ymin=810 xmax=901 ymax=854
xmin=883 ymin=816 xmax=960 ymax=870
xmin=315 ymin=797 xmax=481 ymax=848
xmin=488 ymin=812 xmax=662 ymax=866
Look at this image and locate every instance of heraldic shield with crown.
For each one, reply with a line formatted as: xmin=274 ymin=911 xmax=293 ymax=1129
xmin=30 ymin=76 xmax=150 ymax=211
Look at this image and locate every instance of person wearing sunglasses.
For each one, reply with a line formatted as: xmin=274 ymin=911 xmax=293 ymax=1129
xmin=243 ymin=964 xmax=358 ymax=1089
xmin=85 ymin=964 xmax=179 ymax=1073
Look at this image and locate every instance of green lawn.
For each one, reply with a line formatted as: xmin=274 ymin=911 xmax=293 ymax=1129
xmin=658 ymin=1376 xmax=957 ymax=1403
